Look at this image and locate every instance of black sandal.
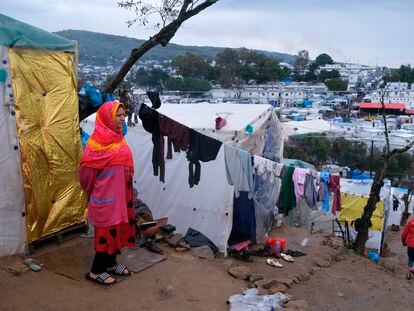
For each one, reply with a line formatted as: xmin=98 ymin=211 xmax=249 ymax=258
xmin=85 ymin=272 xmax=116 ymax=285
xmin=107 ymin=264 xmax=131 ymax=276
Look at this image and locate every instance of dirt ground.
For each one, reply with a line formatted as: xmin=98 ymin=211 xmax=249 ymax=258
xmin=0 ymin=225 xmax=412 ymax=311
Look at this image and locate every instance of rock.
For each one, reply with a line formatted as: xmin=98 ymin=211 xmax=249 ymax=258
xmin=178 ymin=240 xmax=191 ymax=250
xmin=228 ymin=265 xmax=251 ymax=280
xmin=292 ymin=276 xmax=300 ymax=284
xmin=335 ymin=255 xmax=345 ymax=262
xmin=298 ymin=272 xmax=310 ymax=282
xmin=257 ymin=286 xmax=270 ymax=295
xmin=155 ymin=232 xmax=165 ymax=242
xmin=175 ymin=246 xmax=189 ymax=253
xmin=269 ymin=283 xmax=288 ymax=293
xmin=275 ymin=277 xmax=294 ymax=288
xmin=190 ymin=245 xmax=214 ymax=260
xmin=284 ymin=299 xmax=309 ymax=310
xmin=311 ymin=267 xmax=320 ymax=274
xmin=315 ymin=260 xmax=331 ymax=267
xmin=158 ymin=284 xmax=176 ymax=300
xmin=166 ymin=234 xmax=183 ymax=247
xmin=337 ymin=291 xmax=345 ymax=297
xmin=249 ymin=273 xmax=264 ymax=283
xmin=255 ymin=279 xmax=279 ymax=289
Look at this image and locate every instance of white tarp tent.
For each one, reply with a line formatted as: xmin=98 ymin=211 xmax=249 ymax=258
xmin=0 ymin=46 xmax=26 ymax=256
xmin=282 ymin=119 xmax=331 ymax=137
xmin=82 ymin=103 xmax=284 ymax=252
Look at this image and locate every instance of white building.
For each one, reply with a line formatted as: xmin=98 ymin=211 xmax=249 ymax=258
xmin=208 ymin=83 xmax=328 ymax=106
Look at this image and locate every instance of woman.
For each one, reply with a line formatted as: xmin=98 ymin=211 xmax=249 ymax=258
xmin=401 ymin=216 xmax=414 ymax=280
xmin=79 ymin=101 xmax=136 ymax=285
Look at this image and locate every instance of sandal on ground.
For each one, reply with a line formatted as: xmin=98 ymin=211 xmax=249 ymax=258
xmin=280 ymin=253 xmax=295 ymax=262
xmin=85 ymin=272 xmax=116 ymax=285
xmin=107 ymin=264 xmax=131 ymax=276
xmin=266 ymin=258 xmax=283 ymax=268
xmin=24 ymin=259 xmax=42 ymax=272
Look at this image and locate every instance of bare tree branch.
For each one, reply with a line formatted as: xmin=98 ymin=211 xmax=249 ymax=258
xmin=386 ymin=140 xmax=414 ymax=159
xmin=380 ymin=87 xmax=390 ymax=154
xmin=102 ymin=0 xmax=218 ymax=100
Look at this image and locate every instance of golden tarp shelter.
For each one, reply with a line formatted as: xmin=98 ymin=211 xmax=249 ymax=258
xmin=0 ymin=14 xmax=87 ymax=256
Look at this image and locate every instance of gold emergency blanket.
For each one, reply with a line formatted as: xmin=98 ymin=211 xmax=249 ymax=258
xmin=338 ymin=194 xmax=384 ymax=231
xmin=9 ymin=48 xmax=87 ymax=243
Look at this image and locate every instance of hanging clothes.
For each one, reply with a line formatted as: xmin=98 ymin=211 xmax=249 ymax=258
xmin=253 ymin=155 xmax=277 ymax=183
xmin=292 ymin=167 xmax=309 ymax=204
xmin=224 ymin=144 xmax=254 ymax=198
xmin=328 ymin=175 xmax=341 ymax=215
xmin=159 ymin=113 xmax=190 ymax=159
xmin=186 ymin=129 xmax=222 ymax=188
xmin=253 ymin=174 xmax=279 ymax=242
xmin=320 ymin=171 xmax=330 ymax=212
xmin=139 ymin=104 xmax=163 ymax=181
xmin=304 ymin=173 xmax=318 ymax=210
xmin=274 ymin=163 xmax=285 ymax=178
xmin=279 ymin=165 xmax=296 ymax=216
xmin=228 ymin=191 xmax=256 ymax=245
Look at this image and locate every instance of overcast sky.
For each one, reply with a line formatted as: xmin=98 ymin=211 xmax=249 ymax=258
xmin=1 ymin=0 xmax=412 ymax=67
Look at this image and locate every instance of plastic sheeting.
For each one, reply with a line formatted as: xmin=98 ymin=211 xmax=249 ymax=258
xmin=9 ymin=48 xmax=87 ymax=243
xmin=338 ymin=195 xmax=384 ymax=231
xmin=157 ymin=103 xmax=284 ymax=161
xmin=81 ymin=117 xmax=235 ymax=252
xmin=0 ymin=14 xmax=75 ymax=51
xmin=0 ymin=47 xmax=26 ymax=256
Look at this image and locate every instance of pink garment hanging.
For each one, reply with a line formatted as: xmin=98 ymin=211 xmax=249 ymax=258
xmin=328 ymin=175 xmax=341 ymax=215
xmin=292 ymin=167 xmax=309 ymax=204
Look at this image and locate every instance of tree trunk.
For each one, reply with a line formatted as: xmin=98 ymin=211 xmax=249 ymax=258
xmin=354 ymin=164 xmax=385 ymax=254
xmin=400 ymin=193 xmax=411 ymax=226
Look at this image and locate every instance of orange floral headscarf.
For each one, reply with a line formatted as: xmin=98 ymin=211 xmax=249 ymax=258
xmin=80 ymin=101 xmax=134 ymax=169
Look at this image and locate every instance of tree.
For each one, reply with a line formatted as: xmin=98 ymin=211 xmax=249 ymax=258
xmin=165 ymin=76 xmax=211 ymax=92
xmin=325 ymin=78 xmax=348 ymax=91
xmin=134 ymin=68 xmax=169 ymax=89
xmin=215 ymin=48 xmax=240 ymax=87
xmin=319 ymin=70 xmax=340 ymax=81
xmin=315 ymin=53 xmax=334 ymax=67
xmin=80 ymin=0 xmax=219 ymax=121
xmin=353 ymin=90 xmax=414 ymax=254
xmin=171 ymin=52 xmax=209 ymax=77
xmin=293 ymin=50 xmax=310 ymax=77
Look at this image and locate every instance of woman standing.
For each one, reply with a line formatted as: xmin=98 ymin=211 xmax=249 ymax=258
xmin=79 ymin=101 xmax=136 ymax=285
xmin=401 ymin=216 xmax=414 ymax=279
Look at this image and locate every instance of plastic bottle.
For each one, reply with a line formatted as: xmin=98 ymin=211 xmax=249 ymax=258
xmin=301 ymin=237 xmax=309 ymax=247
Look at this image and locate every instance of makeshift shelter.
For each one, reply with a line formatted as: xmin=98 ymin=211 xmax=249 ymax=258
xmin=81 ymin=103 xmax=284 ymax=252
xmin=338 ymin=178 xmax=391 ymax=251
xmin=0 ymin=14 xmax=86 ymax=256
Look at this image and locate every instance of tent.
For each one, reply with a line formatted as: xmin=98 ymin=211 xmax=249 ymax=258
xmin=81 ymin=103 xmax=284 ymax=252
xmin=338 ymin=178 xmax=391 ymax=251
xmin=0 ymin=14 xmax=86 ymax=256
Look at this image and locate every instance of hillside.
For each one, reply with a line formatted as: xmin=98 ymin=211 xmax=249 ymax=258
xmin=54 ymin=30 xmax=296 ymax=66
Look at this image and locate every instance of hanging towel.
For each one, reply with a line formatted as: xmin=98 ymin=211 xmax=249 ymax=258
xmin=320 ymin=171 xmax=330 ymax=212
xmin=279 ymin=165 xmax=296 ymax=216
xmin=328 ymin=175 xmax=341 ymax=215
xmin=224 ymin=144 xmax=253 ymax=198
xmin=304 ymin=173 xmax=318 ymax=210
xmin=292 ymin=167 xmax=309 ymax=204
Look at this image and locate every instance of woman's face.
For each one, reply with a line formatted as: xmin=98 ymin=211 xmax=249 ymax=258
xmin=115 ymin=106 xmax=125 ymax=129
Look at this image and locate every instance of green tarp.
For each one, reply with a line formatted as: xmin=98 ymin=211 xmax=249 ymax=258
xmin=0 ymin=14 xmax=75 ymax=51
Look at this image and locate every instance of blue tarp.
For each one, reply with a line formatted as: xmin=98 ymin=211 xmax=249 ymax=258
xmin=303 ymin=100 xmax=313 ymax=106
